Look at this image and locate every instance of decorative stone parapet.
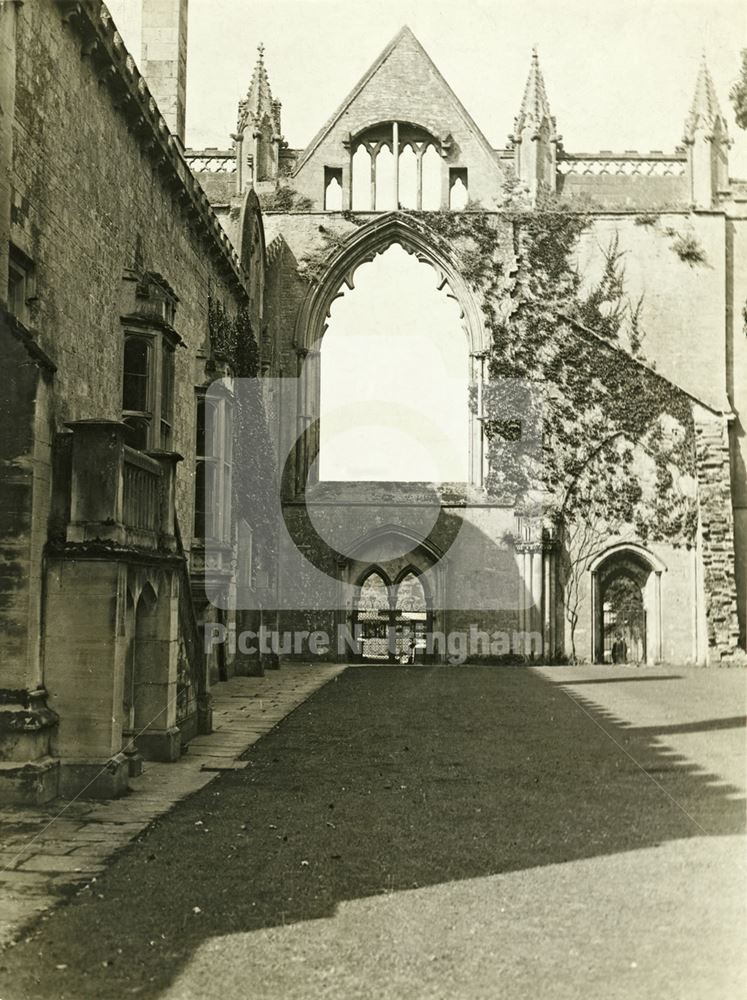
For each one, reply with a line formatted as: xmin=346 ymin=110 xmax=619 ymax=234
xmin=64 ymin=422 xmax=180 ymax=552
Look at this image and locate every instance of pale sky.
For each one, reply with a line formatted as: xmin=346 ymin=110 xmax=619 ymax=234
xmin=317 ymin=244 xmax=468 ymax=481
xmin=110 ymin=0 xmax=747 ymax=173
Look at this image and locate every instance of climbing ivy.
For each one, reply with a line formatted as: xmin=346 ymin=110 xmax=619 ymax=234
xmin=289 ymin=204 xmax=698 ymax=565
xmin=258 ymin=186 xmax=314 ymax=212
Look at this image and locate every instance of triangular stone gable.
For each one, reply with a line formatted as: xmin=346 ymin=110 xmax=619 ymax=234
xmin=292 ymin=27 xmax=505 ymax=205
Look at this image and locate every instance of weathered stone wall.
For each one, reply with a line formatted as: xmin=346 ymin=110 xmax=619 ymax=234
xmin=567 ymin=538 xmax=704 ymax=665
xmin=726 ymin=214 xmax=747 ymax=644
xmin=265 ymin=210 xmax=729 ymax=415
xmin=694 ymin=412 xmax=743 ymax=663
xmin=575 ymin=213 xmax=728 ymax=411
xmin=263 ymin=208 xmax=741 ymax=665
xmin=1 ymin=0 xmax=259 ymax=796
xmin=557 ymin=173 xmax=688 ymax=210
xmin=10 ymin=0 xmax=246 ymax=542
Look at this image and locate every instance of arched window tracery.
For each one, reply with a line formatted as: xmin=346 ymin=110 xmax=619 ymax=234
xmin=349 ymin=122 xmax=454 ymax=211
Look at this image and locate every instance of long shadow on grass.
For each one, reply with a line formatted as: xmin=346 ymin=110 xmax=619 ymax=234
xmin=2 ymin=665 xmax=745 ymax=1000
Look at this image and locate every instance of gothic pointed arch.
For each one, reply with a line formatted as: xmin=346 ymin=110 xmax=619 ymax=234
xmin=347 ymin=522 xmax=447 ymax=566
xmin=354 ymin=563 xmax=393 ymax=590
xmin=294 ymin=212 xmax=487 ymax=355
xmin=589 ymin=542 xmax=667 ymax=665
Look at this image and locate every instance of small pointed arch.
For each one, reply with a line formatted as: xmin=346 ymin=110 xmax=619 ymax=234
xmin=450 ymin=175 xmax=469 ymax=211
xmin=355 ymin=563 xmax=393 ymax=589
xmin=325 ymin=176 xmax=342 ymax=210
xmin=393 ymin=566 xmax=430 ymax=612
xmin=136 ymin=580 xmax=158 ymax=613
xmin=347 ymin=521 xmax=447 ymax=566
xmin=588 ymin=542 xmax=667 ymax=576
xmin=589 ymin=542 xmax=666 ymax=665
xmin=352 ymin=145 xmax=371 ymax=210
xmin=374 ymin=144 xmax=396 ymax=211
xmin=398 ymin=143 xmax=418 ymax=208
xmin=421 ymin=145 xmax=442 ymax=210
xmin=354 ymin=567 xmax=393 ymax=612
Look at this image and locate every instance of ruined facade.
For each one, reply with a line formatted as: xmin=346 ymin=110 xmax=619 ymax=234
xmin=1 ymin=3 xmax=745 ymax=805
xmin=189 ymin=27 xmax=746 ymax=671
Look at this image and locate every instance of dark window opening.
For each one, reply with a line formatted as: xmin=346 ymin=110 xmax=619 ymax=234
xmin=8 ymin=245 xmax=34 ymax=325
xmin=123 ymin=337 xmax=150 ymax=413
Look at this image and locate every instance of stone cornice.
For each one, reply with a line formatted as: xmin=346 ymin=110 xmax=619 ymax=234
xmin=57 ymin=1 xmax=247 ymax=298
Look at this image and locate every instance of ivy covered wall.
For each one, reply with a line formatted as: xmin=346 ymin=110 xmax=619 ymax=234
xmin=261 ymin=205 xmax=743 ymax=664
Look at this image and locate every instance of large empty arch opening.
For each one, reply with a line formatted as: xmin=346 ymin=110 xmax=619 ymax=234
xmin=318 ymin=242 xmax=469 ymax=482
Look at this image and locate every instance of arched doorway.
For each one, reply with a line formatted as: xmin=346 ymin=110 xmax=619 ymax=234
xmin=591 ymin=545 xmax=664 ymax=664
xmin=393 ymin=569 xmax=431 ymax=663
xmin=354 ymin=569 xmax=391 ymax=661
xmin=352 ymin=566 xmax=433 ymax=663
xmin=603 ymin=575 xmax=646 ymax=663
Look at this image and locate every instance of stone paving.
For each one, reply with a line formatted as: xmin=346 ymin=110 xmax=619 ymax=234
xmin=0 ymin=663 xmax=345 ymax=947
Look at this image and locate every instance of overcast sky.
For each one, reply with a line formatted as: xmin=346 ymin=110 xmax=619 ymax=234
xmin=110 ymin=0 xmax=747 ymax=173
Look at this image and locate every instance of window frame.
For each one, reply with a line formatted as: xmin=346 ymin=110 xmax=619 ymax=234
xmin=121 ymin=325 xmax=178 ymax=452
xmin=7 ymin=245 xmax=35 ymax=326
xmin=193 ymin=386 xmax=234 ymax=545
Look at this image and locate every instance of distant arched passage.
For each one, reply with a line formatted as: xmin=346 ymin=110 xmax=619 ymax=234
xmin=590 ymin=544 xmax=665 ymax=664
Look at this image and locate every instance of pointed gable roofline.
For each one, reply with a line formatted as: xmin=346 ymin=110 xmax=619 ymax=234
xmin=683 ymin=53 xmax=729 ymax=142
xmin=512 ymin=47 xmax=557 ymax=139
xmin=292 ymin=25 xmax=500 ymax=177
xmin=238 ymin=43 xmax=282 ymax=135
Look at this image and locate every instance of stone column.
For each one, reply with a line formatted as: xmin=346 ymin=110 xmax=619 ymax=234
xmin=233 ymin=131 xmax=244 ymax=195
xmin=531 ymin=546 xmax=544 ymax=657
xmin=141 ymin=0 xmax=189 ymax=145
xmin=392 ymin=121 xmax=399 ymax=208
xmin=342 ymin=134 xmax=353 ymax=211
xmin=543 ymin=546 xmax=552 ymax=659
xmin=520 ymin=548 xmax=531 ymax=645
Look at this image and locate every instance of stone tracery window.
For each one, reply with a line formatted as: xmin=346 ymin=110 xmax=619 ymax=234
xmin=349 ymin=122 xmax=443 ymax=211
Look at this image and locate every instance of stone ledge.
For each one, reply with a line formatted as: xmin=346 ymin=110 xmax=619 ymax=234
xmin=57 ymin=754 xmax=130 ymax=800
xmin=0 ymin=758 xmax=60 ymax=806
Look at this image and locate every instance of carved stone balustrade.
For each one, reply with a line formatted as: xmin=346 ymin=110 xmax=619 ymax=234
xmin=65 ymin=420 xmax=181 ymax=550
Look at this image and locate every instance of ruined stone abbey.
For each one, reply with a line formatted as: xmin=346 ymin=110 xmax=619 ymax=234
xmin=1 ymin=0 xmax=745 ymax=804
